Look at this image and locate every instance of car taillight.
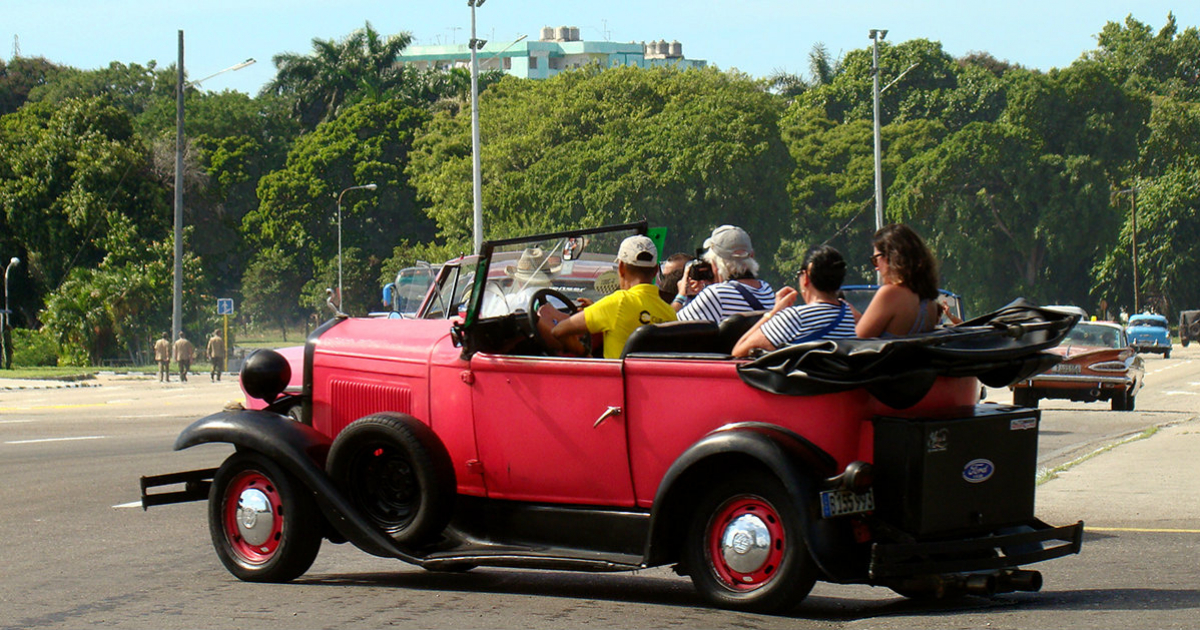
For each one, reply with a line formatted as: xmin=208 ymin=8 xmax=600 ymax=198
xmin=1089 ymin=361 xmax=1127 ymax=372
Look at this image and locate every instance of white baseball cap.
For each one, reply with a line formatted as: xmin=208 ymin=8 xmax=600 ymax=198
xmin=616 ymin=235 xmax=659 ymax=268
xmin=704 ymin=225 xmax=753 ymax=260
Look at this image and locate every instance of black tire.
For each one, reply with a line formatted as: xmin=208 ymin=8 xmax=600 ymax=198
xmin=208 ymin=451 xmax=322 ymax=583
xmin=1111 ymin=391 xmax=1128 ymax=412
xmin=1012 ymin=388 xmax=1038 ymax=408
xmin=1125 ymin=392 xmax=1137 ymax=412
xmin=285 ymin=403 xmax=303 ymax=423
xmin=1164 ymin=349 xmax=1171 ymax=359
xmin=326 ymin=413 xmax=455 ymax=547
xmin=683 ymin=470 xmax=818 ymax=614
xmin=1182 ymin=338 xmax=1190 ymax=348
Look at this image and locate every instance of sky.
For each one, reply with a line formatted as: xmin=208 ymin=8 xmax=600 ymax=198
xmin=5 ymin=1 xmax=1197 ymax=95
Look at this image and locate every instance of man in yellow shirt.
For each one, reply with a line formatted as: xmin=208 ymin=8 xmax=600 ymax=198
xmin=547 ymin=235 xmax=676 ymax=359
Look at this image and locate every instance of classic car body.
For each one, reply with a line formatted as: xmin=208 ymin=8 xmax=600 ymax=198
xmin=1012 ymin=320 xmax=1144 ymax=411
xmin=142 ymin=222 xmax=1082 ymax=614
xmin=1125 ymin=313 xmax=1172 ymax=357
xmin=1181 ymin=310 xmax=1200 ymax=348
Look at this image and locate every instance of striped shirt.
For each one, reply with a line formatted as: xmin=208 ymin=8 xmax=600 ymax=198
xmin=678 ymin=280 xmax=775 ymax=322
xmin=761 ymin=301 xmax=857 ymax=348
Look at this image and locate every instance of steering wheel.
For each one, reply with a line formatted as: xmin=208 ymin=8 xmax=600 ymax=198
xmin=527 ymin=288 xmax=583 ymax=355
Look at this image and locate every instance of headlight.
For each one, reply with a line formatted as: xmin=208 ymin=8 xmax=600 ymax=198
xmin=1089 ymin=361 xmax=1128 ymax=372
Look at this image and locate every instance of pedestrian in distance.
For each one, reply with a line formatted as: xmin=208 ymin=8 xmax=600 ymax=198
xmin=173 ymin=332 xmax=195 ymax=383
xmin=154 ymin=332 xmax=171 ymax=383
xmin=207 ymin=329 xmax=226 ymax=382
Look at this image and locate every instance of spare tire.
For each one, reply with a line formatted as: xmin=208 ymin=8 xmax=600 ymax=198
xmin=327 ymin=413 xmax=456 ymax=546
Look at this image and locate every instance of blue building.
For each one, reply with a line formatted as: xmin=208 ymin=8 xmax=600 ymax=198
xmin=397 ymin=26 xmax=706 ymax=79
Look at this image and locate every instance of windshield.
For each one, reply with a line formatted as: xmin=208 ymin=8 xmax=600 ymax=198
xmin=391 ymin=265 xmax=441 ymax=316
xmin=1063 ymin=323 xmax=1124 ymax=349
xmin=419 ymin=222 xmax=647 ymax=323
xmin=1129 ymin=315 xmax=1167 ymax=327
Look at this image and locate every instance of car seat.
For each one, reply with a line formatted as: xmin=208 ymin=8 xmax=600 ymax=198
xmin=621 ymin=321 xmax=721 ymax=358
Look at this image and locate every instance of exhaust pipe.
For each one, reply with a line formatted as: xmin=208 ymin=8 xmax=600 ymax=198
xmin=997 ymin=569 xmax=1043 ymax=593
xmin=963 ymin=573 xmax=997 ymax=596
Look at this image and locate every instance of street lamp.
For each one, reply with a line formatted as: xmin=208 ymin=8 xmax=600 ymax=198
xmin=2 ymin=256 xmax=18 ymax=370
xmin=336 ymin=184 xmax=379 ymax=310
xmin=1118 ymin=187 xmax=1140 ymax=313
xmin=469 ymin=0 xmax=487 ymax=254
xmin=869 ymin=28 xmax=887 ymax=235
xmin=172 ymin=30 xmax=256 ymax=344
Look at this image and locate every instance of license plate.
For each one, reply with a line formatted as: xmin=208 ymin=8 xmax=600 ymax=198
xmin=820 ymin=489 xmax=875 ymax=518
xmin=1053 ymin=363 xmax=1081 ymax=374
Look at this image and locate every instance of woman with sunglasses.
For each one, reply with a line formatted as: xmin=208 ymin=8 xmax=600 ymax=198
xmin=856 ymin=223 xmax=941 ymax=338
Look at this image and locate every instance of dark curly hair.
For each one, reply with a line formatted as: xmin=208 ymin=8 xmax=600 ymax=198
xmin=872 ymin=224 xmax=939 ymax=300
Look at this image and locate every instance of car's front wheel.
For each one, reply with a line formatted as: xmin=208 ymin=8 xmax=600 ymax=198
xmin=1111 ymin=391 xmax=1129 ymax=412
xmin=208 ymin=451 xmax=322 ymax=582
xmin=684 ymin=470 xmax=817 ymax=614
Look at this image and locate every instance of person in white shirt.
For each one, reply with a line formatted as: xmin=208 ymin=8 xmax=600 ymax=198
xmin=676 ymin=225 xmax=775 ymax=322
xmin=733 ymin=245 xmax=858 ymax=357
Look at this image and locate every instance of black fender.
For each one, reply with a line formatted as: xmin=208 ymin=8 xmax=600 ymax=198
xmin=644 ymin=422 xmax=867 ymax=581
xmin=175 ymin=409 xmax=423 ymax=564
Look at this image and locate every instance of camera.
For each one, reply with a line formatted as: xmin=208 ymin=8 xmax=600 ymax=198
xmin=686 ymin=250 xmax=714 ymax=282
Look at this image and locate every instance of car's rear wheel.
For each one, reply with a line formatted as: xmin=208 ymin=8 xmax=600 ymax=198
xmin=208 ymin=451 xmax=322 ymax=582
xmin=684 ymin=470 xmax=817 ymax=614
xmin=327 ymin=413 xmax=456 ymax=547
xmin=1124 ymin=392 xmax=1137 ymax=411
xmin=1012 ymin=389 xmax=1038 ymax=408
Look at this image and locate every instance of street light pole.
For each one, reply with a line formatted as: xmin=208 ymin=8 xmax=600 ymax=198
xmin=468 ymin=0 xmax=487 ymax=254
xmin=336 ymin=184 xmax=378 ymax=310
xmin=172 ymin=30 xmax=255 ymax=344
xmin=1119 ymin=187 xmax=1140 ymax=313
xmin=2 ymin=256 xmax=18 ymax=370
xmin=869 ymin=29 xmax=888 ymax=235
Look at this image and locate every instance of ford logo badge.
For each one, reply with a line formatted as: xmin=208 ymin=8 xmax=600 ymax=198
xmin=963 ymin=459 xmax=995 ymax=483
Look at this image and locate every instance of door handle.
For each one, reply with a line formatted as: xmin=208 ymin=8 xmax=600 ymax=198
xmin=593 ymin=406 xmax=622 ymax=428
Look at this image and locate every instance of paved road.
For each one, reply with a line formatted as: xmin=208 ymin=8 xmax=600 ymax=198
xmin=0 ymin=349 xmax=1196 ymax=629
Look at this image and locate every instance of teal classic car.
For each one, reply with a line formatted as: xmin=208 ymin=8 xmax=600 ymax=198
xmin=1126 ymin=313 xmax=1172 ymax=358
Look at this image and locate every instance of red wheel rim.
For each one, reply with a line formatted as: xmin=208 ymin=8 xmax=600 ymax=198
xmin=706 ymin=495 xmax=786 ymax=591
xmin=223 ymin=470 xmax=283 ymax=564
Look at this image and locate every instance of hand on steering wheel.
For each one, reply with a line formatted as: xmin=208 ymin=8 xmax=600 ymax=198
xmin=528 ymin=288 xmax=587 ymax=356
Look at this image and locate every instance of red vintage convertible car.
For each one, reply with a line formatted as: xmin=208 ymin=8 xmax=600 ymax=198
xmin=142 ymin=221 xmax=1082 ymax=614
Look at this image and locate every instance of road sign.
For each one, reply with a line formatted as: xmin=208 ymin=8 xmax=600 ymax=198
xmin=217 ymin=298 xmax=235 ymax=315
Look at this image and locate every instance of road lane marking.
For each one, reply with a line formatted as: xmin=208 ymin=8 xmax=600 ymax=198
xmin=0 ymin=419 xmax=35 ymax=424
xmin=1164 ymin=391 xmax=1198 ymax=396
xmin=113 ymin=501 xmax=143 ymax=509
xmin=1087 ymin=526 xmax=1200 ymax=534
xmin=5 ymin=435 xmax=108 ymax=445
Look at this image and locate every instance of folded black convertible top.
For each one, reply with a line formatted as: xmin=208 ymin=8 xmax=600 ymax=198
xmin=737 ymin=299 xmax=1079 ymax=409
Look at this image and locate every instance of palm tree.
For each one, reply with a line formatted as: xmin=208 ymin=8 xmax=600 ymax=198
xmin=262 ymin=22 xmax=413 ymax=128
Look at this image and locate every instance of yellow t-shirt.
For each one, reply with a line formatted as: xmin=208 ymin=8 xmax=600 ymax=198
xmin=584 ymin=283 xmax=677 ymax=359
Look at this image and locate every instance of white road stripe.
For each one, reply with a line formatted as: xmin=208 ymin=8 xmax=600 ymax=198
xmin=0 ymin=419 xmax=34 ymax=425
xmin=112 ymin=501 xmax=143 ymax=509
xmin=5 ymin=435 xmax=108 ymax=445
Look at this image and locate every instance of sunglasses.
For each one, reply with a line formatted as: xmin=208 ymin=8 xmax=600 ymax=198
xmin=870 ymin=252 xmax=886 ymax=266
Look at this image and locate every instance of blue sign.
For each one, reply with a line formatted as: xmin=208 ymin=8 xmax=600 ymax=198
xmin=217 ymin=298 xmax=235 ymax=315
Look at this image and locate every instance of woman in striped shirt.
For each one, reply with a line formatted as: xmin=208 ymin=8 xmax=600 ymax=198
xmin=676 ymin=225 xmax=775 ymax=322
xmin=733 ymin=245 xmax=858 ymax=357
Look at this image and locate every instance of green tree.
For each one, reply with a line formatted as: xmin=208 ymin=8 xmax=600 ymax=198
xmin=1089 ymin=13 xmax=1200 ymax=101
xmin=246 ymin=98 xmax=434 ymax=279
xmin=0 ymin=56 xmax=66 ymax=114
xmin=241 ymin=247 xmax=308 ymax=340
xmin=0 ymin=97 xmax=167 ymax=315
xmin=263 ymin=22 xmax=414 ymax=128
xmin=408 ymin=65 xmax=793 ymax=279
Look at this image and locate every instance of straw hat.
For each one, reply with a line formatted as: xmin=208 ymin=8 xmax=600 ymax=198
xmin=505 ymin=248 xmax=562 ymax=282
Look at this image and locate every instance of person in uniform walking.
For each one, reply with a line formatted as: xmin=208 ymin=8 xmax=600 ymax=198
xmin=207 ymin=329 xmax=226 ymax=382
xmin=154 ymin=332 xmax=172 ymax=382
xmin=173 ymin=332 xmax=195 ymax=383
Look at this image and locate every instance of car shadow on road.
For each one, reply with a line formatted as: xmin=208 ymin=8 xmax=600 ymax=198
xmin=292 ymin=567 xmax=1189 ymax=620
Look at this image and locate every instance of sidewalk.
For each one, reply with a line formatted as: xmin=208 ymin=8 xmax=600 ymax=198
xmin=1036 ymin=417 xmax=1200 ymax=530
xmin=0 ymin=371 xmax=195 ymax=390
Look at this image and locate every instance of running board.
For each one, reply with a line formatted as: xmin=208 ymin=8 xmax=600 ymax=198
xmin=139 ymin=468 xmax=217 ymax=509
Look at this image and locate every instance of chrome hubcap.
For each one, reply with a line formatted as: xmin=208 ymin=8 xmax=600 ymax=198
xmin=236 ymin=488 xmax=274 ymax=546
xmin=720 ymin=513 xmax=772 ymax=574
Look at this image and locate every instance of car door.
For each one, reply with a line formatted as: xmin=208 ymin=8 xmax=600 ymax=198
xmin=469 ymin=353 xmax=634 ymax=506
